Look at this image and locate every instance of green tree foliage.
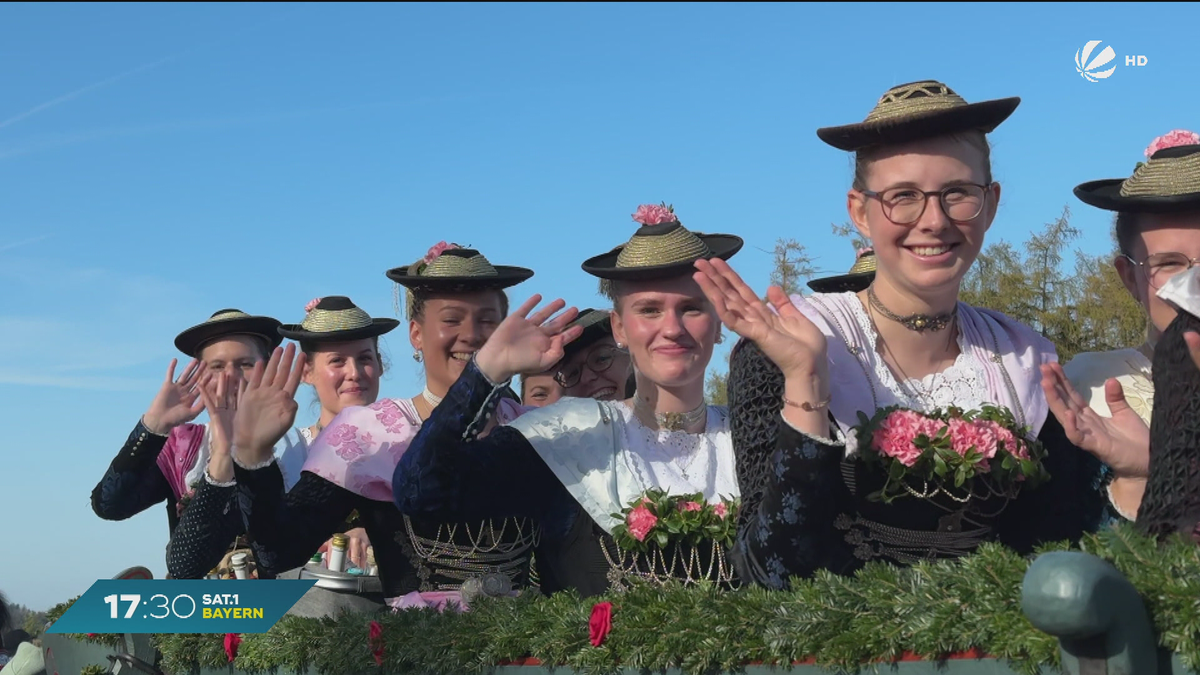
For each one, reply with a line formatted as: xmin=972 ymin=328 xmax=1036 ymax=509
xmin=960 ymin=206 xmax=1146 ymax=362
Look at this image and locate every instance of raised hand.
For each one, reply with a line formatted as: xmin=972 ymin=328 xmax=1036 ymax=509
xmin=1040 ymin=363 xmax=1149 ymax=480
xmin=232 ymin=344 xmax=307 ymax=467
xmin=143 ymin=358 xmax=209 ymax=435
xmin=198 ymin=371 xmax=244 ymax=482
xmin=693 ymin=258 xmax=828 ymax=379
xmin=474 ymin=295 xmax=583 ymax=383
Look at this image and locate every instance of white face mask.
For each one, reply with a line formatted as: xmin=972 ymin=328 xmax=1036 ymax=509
xmin=1156 ymin=265 xmax=1200 ymax=318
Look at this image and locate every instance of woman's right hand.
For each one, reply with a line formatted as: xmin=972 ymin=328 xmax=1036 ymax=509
xmin=694 ymin=258 xmax=832 ymax=439
xmin=143 ymin=358 xmax=209 ymax=435
xmin=474 ymin=295 xmax=583 ymax=384
xmin=693 ymin=258 xmax=828 ymax=380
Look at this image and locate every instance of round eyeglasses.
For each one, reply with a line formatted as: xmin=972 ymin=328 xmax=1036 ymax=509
xmin=1123 ymin=251 xmax=1200 ymax=290
xmin=554 ymin=346 xmax=618 ymax=388
xmin=860 ymin=183 xmax=993 ymax=225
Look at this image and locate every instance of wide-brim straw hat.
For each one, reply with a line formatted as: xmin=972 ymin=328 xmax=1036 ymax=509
xmin=174 ymin=309 xmax=284 ymax=358
xmin=581 ymin=204 xmax=743 ymax=289
xmin=385 ymin=246 xmax=534 ymax=292
xmin=278 ymin=296 xmax=400 ymax=342
xmin=1074 ymin=144 xmax=1200 ymax=213
xmin=815 ymin=80 xmax=1020 ymax=152
xmin=807 ymin=249 xmax=878 ymax=293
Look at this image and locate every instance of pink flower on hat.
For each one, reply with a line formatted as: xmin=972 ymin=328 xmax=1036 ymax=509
xmin=305 ymin=298 xmax=322 ymax=313
xmin=423 ymin=241 xmax=461 ymax=265
xmin=856 ymin=247 xmax=874 ymax=259
xmin=632 ymin=203 xmax=678 ymax=226
xmin=1145 ymin=129 xmax=1200 ymax=158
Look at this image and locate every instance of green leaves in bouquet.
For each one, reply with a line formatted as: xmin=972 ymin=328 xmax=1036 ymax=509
xmin=610 ymin=488 xmax=739 ymax=553
xmin=853 ymin=404 xmax=1052 ymax=504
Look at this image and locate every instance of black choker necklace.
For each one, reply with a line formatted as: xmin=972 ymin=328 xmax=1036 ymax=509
xmin=867 ymin=286 xmax=956 ymax=333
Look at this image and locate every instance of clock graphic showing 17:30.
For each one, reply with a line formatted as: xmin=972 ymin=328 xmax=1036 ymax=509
xmin=48 ymin=580 xmax=317 ymax=635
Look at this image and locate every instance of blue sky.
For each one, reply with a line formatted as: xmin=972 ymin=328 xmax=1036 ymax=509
xmin=2 ymin=2 xmax=1194 ymax=610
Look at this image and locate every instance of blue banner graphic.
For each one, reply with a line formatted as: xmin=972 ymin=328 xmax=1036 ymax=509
xmin=47 ymin=580 xmax=317 ymax=634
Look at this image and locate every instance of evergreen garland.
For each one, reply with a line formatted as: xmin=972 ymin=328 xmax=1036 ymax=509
xmin=45 ymin=524 xmax=1200 ymax=675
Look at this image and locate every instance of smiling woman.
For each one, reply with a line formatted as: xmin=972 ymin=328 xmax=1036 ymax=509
xmin=703 ymin=80 xmax=1115 ymax=590
xmin=390 ymin=204 xmax=750 ymax=598
xmin=179 ymin=243 xmax=549 ymax=612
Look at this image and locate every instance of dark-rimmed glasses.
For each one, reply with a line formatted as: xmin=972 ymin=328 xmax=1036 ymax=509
xmin=1122 ymin=251 xmax=1200 ymax=289
xmin=554 ymin=346 xmax=618 ymax=388
xmin=860 ymin=183 xmax=993 ymax=225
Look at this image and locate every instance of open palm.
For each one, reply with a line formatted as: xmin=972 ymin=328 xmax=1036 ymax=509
xmin=143 ymin=358 xmax=209 ymax=435
xmin=475 ymin=295 xmax=582 ymax=382
xmin=693 ymin=258 xmax=827 ymax=378
xmin=1040 ymin=363 xmax=1149 ymax=479
xmin=233 ymin=344 xmax=307 ymax=466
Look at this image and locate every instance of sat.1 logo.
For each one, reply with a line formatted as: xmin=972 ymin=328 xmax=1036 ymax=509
xmin=1075 ymin=40 xmax=1148 ymax=83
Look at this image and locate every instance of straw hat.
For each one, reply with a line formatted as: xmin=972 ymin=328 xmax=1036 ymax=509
xmin=278 ymin=296 xmax=400 ymax=342
xmin=807 ymin=248 xmax=878 ymax=293
xmin=558 ymin=308 xmax=614 ymax=362
xmin=386 ymin=242 xmax=535 ymax=318
xmin=386 ymin=243 xmax=534 ymax=291
xmin=815 ymin=80 xmax=1020 ymax=152
xmin=174 ymin=309 xmax=284 ymax=358
xmin=1075 ymin=132 xmax=1200 ymax=213
xmin=581 ymin=203 xmax=743 ymax=290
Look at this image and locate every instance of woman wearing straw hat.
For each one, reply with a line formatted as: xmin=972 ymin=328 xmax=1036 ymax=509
xmin=1050 ymin=131 xmax=1200 ymax=524
xmin=692 ymin=80 xmax=1110 ymax=588
xmin=165 ymin=296 xmax=398 ymax=578
xmin=386 ymin=204 xmax=748 ymax=596
xmin=204 ymin=244 xmax=555 ymax=611
xmin=90 ymin=309 xmax=298 ymax=537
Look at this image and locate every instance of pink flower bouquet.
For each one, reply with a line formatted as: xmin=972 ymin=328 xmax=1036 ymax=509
xmin=851 ymin=404 xmax=1049 ymax=504
xmin=609 ymin=488 xmax=739 ymax=552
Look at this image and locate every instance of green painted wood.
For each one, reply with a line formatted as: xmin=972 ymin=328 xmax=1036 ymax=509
xmin=1022 ymin=551 xmax=1159 ymax=674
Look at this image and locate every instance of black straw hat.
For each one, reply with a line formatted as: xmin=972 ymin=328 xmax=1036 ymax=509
xmin=174 ymin=309 xmax=284 ymax=358
xmin=581 ymin=204 xmax=743 ymax=294
xmin=559 ymin=308 xmax=615 ymax=362
xmin=386 ymin=243 xmax=534 ymax=291
xmin=278 ymin=296 xmax=400 ymax=342
xmin=807 ymin=248 xmax=878 ymax=293
xmin=386 ymin=243 xmax=534 ymax=319
xmin=816 ymin=80 xmax=1020 ymax=152
xmin=1075 ymin=133 xmax=1200 ymax=213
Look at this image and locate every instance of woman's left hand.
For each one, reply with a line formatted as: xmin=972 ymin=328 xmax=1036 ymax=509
xmin=1040 ymin=363 xmax=1149 ymax=480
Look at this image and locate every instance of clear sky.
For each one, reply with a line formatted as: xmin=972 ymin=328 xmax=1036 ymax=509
xmin=2 ymin=2 xmax=1194 ymax=611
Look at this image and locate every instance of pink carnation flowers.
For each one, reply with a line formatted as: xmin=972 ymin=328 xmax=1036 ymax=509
xmin=632 ymin=203 xmax=678 ymax=226
xmin=855 ymin=404 xmax=1046 ymax=504
xmin=1146 ymin=129 xmax=1200 ymax=158
xmin=423 ymin=241 xmax=461 ymax=265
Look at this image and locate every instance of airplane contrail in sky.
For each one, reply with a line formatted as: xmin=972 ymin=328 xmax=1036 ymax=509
xmin=0 ymin=54 xmax=178 ymax=130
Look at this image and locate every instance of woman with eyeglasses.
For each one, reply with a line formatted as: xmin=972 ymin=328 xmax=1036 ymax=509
xmin=695 ymin=80 xmax=1112 ymax=589
xmin=549 ymin=308 xmax=634 ymax=400
xmin=1053 ymin=130 xmax=1200 ymax=524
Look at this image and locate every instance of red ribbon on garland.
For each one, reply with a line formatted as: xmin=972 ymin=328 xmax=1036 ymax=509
xmin=224 ymin=633 xmax=241 ymax=662
xmin=369 ymin=620 xmax=385 ymax=665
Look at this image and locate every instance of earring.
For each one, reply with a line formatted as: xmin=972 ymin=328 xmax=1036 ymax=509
xmin=413 ymin=350 xmax=423 ymax=363
xmin=615 ymin=342 xmax=624 ymax=349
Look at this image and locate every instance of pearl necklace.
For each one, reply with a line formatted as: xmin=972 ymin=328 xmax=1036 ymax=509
xmin=421 ymin=387 xmax=444 ymax=408
xmin=632 ymin=394 xmax=707 ymax=432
